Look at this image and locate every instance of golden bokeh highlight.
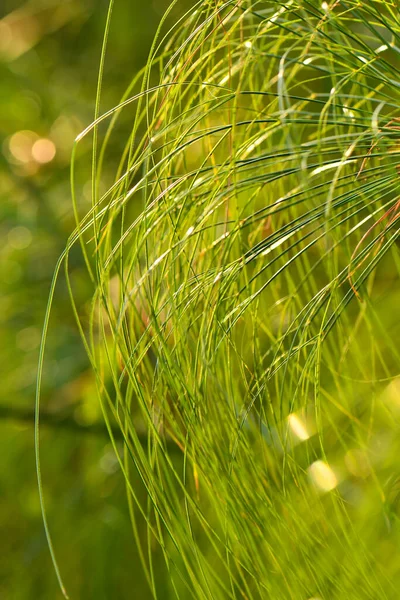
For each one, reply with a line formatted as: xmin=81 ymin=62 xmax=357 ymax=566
xmin=31 ymin=138 xmax=56 ymax=164
xmin=287 ymin=413 xmax=310 ymax=441
xmin=308 ymin=461 xmax=338 ymax=492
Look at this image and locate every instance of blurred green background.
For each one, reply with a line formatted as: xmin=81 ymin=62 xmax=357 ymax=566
xmin=0 ymin=0 xmax=186 ymax=597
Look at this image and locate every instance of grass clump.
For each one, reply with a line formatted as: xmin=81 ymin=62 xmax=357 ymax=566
xmin=37 ymin=1 xmax=400 ymax=598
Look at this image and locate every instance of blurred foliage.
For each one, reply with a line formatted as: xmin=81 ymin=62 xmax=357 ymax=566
xmin=0 ymin=0 xmax=187 ymax=597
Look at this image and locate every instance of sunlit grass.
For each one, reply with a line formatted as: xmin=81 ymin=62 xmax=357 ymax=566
xmin=37 ymin=1 xmax=400 ymax=598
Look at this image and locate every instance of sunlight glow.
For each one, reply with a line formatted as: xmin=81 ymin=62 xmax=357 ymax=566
xmin=261 ymin=231 xmax=295 ymax=256
xmin=288 ymin=414 xmax=310 ymax=441
xmin=343 ymin=106 xmax=355 ymax=119
xmin=308 ymin=461 xmax=338 ymax=492
xmin=311 ymin=159 xmax=354 ymax=176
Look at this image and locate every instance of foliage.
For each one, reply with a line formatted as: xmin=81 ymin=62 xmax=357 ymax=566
xmin=35 ymin=1 xmax=400 ymax=598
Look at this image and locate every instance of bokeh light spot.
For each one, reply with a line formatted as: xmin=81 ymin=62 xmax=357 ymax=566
xmin=8 ymin=226 xmax=32 ymax=250
xmin=308 ymin=460 xmax=338 ymax=492
xmin=16 ymin=327 xmax=41 ymax=352
xmin=31 ymin=138 xmax=56 ymax=164
xmin=288 ymin=413 xmax=310 ymax=441
xmin=8 ymin=130 xmax=38 ymax=163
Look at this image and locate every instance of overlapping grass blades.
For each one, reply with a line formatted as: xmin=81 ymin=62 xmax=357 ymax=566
xmin=37 ymin=1 xmax=400 ymax=598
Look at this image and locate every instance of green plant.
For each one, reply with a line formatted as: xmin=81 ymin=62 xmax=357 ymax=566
xmin=37 ymin=1 xmax=400 ymax=598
